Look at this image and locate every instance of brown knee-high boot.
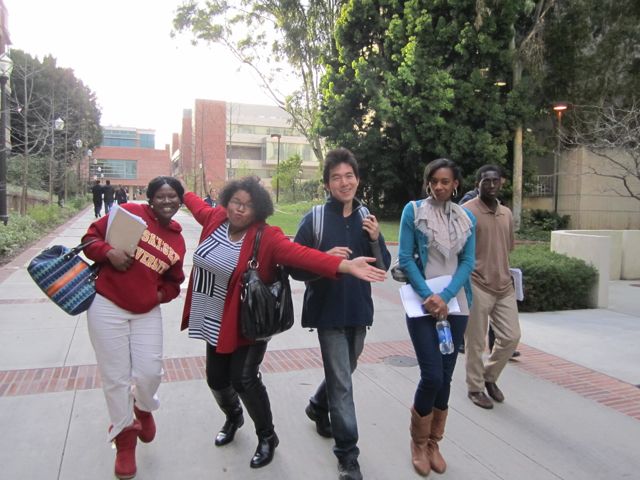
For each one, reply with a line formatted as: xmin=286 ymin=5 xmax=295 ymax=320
xmin=114 ymin=421 xmax=142 ymax=479
xmin=410 ymin=407 xmax=432 ymax=476
xmin=428 ymin=407 xmax=448 ymax=473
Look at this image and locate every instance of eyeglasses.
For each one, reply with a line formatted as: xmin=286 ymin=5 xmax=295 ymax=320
xmin=229 ymin=198 xmax=254 ymax=210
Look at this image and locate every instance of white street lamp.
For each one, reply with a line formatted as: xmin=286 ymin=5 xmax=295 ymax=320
xmin=50 ymin=117 xmax=65 ymax=204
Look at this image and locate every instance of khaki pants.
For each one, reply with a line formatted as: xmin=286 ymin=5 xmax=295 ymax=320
xmin=465 ymin=281 xmax=521 ymax=393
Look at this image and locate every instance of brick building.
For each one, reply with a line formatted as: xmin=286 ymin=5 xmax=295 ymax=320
xmin=171 ymin=100 xmax=318 ymax=197
xmin=92 ymin=126 xmax=171 ymax=197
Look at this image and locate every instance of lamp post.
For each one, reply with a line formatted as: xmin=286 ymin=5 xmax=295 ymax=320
xmin=0 ymin=53 xmax=13 ymax=226
xmin=552 ymin=101 xmax=569 ymax=213
xmin=50 ymin=117 xmax=64 ymax=204
xmin=270 ymin=133 xmax=281 ymax=203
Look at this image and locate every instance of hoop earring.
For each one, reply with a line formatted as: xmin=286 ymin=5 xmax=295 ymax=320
xmin=453 ymin=188 xmax=458 ymax=198
xmin=426 ymin=184 xmax=433 ymax=197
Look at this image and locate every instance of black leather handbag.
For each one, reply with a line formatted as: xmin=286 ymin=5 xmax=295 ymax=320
xmin=240 ymin=226 xmax=294 ymax=341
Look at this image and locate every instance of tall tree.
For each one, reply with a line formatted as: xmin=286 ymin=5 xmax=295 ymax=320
xmin=502 ymin=0 xmax=556 ymax=229
xmin=543 ymin=0 xmax=640 ymax=112
xmin=562 ymin=104 xmax=640 ymax=203
xmin=173 ymin=0 xmax=345 ymax=164
xmin=319 ymin=0 xmax=518 ymax=215
xmin=8 ymin=50 xmax=102 ymax=212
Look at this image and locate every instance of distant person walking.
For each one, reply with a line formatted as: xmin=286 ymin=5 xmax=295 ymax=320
xmin=204 ymin=188 xmax=218 ymax=207
xmin=463 ymin=165 xmax=521 ymax=410
xmin=397 ymin=158 xmax=476 ymax=476
xmin=103 ymin=180 xmax=115 ymax=214
xmin=115 ymin=185 xmax=128 ymax=205
xmin=91 ymin=180 xmax=103 ymax=218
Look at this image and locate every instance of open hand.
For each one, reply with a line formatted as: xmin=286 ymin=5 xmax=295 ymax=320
xmin=339 ymin=256 xmax=387 ymax=282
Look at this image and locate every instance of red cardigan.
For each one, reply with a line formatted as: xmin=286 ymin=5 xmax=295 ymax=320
xmin=83 ymin=203 xmax=186 ymax=314
xmin=181 ymin=192 xmax=342 ymax=353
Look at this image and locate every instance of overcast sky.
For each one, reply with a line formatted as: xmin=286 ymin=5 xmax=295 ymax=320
xmin=5 ymin=0 xmax=285 ymax=148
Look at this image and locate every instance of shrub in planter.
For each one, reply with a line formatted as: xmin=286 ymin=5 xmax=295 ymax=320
xmin=518 ymin=209 xmax=571 ymax=241
xmin=509 ymin=244 xmax=597 ymax=312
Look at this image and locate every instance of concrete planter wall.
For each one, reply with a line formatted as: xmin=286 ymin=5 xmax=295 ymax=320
xmin=550 ymin=229 xmax=640 ymax=309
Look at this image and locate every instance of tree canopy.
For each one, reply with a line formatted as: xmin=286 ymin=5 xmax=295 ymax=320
xmin=8 ymin=49 xmax=102 ymax=209
xmin=319 ymin=0 xmax=525 ymax=215
xmin=173 ymin=0 xmax=345 ymax=164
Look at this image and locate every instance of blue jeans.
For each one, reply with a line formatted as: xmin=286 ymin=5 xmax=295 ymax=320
xmin=406 ymin=314 xmax=468 ymax=415
xmin=311 ymin=326 xmax=366 ymax=461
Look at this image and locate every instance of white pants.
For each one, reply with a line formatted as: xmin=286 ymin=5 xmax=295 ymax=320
xmin=87 ymin=293 xmax=163 ymax=441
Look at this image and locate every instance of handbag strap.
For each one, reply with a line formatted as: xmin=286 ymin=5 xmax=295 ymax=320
xmin=70 ymin=238 xmax=99 ymax=256
xmin=248 ymin=225 xmax=265 ymax=269
xmin=65 ymin=239 xmax=100 ymax=273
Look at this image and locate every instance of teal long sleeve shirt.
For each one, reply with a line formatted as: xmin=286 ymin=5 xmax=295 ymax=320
xmin=397 ymin=199 xmax=476 ymax=306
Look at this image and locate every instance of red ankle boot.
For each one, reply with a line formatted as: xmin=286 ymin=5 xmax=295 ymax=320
xmin=114 ymin=421 xmax=142 ymax=479
xmin=134 ymin=405 xmax=156 ymax=443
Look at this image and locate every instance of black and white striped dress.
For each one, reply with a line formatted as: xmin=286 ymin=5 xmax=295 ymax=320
xmin=188 ymin=222 xmax=245 ymax=346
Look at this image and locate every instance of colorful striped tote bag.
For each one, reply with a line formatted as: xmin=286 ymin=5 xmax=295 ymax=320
xmin=27 ymin=240 xmax=98 ymax=315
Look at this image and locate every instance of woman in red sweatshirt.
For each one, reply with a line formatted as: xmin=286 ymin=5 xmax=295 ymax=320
xmin=82 ymin=176 xmax=186 ymax=479
xmin=181 ymin=176 xmax=386 ymax=470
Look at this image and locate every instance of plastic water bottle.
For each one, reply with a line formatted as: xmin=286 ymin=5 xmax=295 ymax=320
xmin=436 ymin=319 xmax=454 ymax=355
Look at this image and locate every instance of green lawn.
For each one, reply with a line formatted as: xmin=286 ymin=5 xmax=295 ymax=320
xmin=270 ymin=201 xmax=400 ymax=242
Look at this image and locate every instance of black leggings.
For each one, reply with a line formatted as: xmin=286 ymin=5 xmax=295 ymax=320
xmin=206 ymin=341 xmax=267 ymax=392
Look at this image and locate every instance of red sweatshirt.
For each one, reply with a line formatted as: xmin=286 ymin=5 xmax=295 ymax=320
xmin=181 ymin=192 xmax=342 ymax=353
xmin=82 ymin=203 xmax=186 ymax=314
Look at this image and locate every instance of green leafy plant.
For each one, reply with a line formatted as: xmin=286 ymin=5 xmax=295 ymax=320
xmin=0 ymin=199 xmax=89 ymax=263
xmin=510 ymin=244 xmax=597 ymax=312
xmin=518 ymin=209 xmax=571 ymax=241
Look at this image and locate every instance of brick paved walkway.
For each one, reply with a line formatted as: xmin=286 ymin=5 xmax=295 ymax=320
xmin=1 ymin=339 xmax=639 ymax=421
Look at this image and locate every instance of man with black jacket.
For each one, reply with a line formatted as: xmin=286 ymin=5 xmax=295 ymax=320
xmin=91 ymin=180 xmax=103 ymax=218
xmin=103 ymin=180 xmax=115 ymax=214
xmin=289 ymin=148 xmax=391 ymax=480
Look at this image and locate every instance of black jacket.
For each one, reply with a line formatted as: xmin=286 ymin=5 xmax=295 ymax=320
xmin=289 ymin=197 xmax=391 ymax=328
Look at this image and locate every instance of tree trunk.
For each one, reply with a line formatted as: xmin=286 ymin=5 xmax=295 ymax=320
xmin=511 ymin=37 xmax=524 ymax=230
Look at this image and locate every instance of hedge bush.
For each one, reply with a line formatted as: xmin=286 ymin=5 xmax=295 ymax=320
xmin=509 ymin=244 xmax=598 ymax=312
xmin=517 ymin=209 xmax=571 ymax=241
xmin=0 ymin=201 xmax=89 ymax=262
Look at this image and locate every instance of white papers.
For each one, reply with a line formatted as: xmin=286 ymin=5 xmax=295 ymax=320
xmin=399 ymin=275 xmax=461 ymax=318
xmin=510 ymin=267 xmax=524 ymax=301
xmin=106 ymin=204 xmax=147 ymax=255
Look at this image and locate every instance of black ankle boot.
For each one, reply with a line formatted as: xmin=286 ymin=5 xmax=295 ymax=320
xmin=305 ymin=402 xmax=332 ymax=438
xmin=250 ymin=432 xmax=279 ymax=468
xmin=215 ymin=409 xmax=244 ymax=446
xmin=211 ymin=387 xmax=244 ymax=446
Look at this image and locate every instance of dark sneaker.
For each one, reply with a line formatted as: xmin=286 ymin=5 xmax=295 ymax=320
xmin=338 ymin=457 xmax=363 ymax=480
xmin=305 ymin=402 xmax=332 ymax=438
xmin=485 ymin=382 xmax=505 ymax=403
xmin=468 ymin=391 xmax=494 ymax=409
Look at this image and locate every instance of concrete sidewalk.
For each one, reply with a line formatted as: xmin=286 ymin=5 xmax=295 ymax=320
xmin=1 ymin=205 xmax=639 ymax=479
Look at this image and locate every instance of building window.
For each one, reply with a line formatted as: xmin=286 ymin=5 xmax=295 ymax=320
xmin=93 ymin=159 xmax=138 ymax=179
xmin=227 ymin=145 xmax=262 ymax=160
